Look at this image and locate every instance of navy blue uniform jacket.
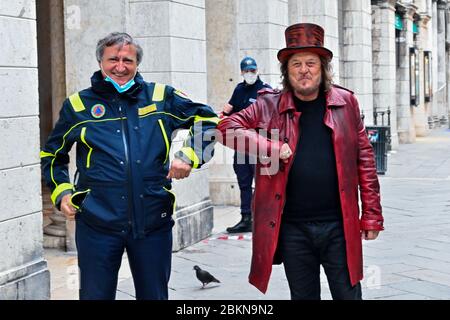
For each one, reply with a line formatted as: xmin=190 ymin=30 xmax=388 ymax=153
xmin=41 ymin=71 xmax=219 ymax=239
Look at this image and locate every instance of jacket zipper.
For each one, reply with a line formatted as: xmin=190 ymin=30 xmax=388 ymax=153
xmin=118 ymin=105 xmax=134 ymax=229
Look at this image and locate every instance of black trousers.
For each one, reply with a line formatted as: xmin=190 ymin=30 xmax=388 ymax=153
xmin=278 ymin=220 xmax=362 ymax=300
xmin=233 ymin=152 xmax=255 ymax=216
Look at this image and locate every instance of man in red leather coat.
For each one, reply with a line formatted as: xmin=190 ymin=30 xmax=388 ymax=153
xmin=217 ymin=23 xmax=384 ymax=300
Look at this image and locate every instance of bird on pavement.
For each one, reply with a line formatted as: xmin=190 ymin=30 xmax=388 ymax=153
xmin=193 ymin=265 xmax=221 ymax=288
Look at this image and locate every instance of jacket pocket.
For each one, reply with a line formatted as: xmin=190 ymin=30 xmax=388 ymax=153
xmin=143 ymin=186 xmax=175 ymax=232
xmin=70 ymin=189 xmax=91 ymax=211
xmin=157 ymin=119 xmax=170 ymax=164
xmin=163 ymin=186 xmax=176 ymax=213
xmin=80 ymin=127 xmax=93 ymax=168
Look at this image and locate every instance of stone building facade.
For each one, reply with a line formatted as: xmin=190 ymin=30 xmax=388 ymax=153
xmin=0 ymin=0 xmax=448 ymax=299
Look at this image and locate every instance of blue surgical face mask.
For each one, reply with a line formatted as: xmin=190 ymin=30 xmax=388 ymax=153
xmin=105 ymin=76 xmax=135 ymax=93
xmin=101 ymin=64 xmax=137 ymax=93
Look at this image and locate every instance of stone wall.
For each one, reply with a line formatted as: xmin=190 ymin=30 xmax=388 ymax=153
xmin=0 ymin=0 xmax=50 ymax=299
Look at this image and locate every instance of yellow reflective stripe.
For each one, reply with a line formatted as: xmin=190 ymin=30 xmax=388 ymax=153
xmin=138 ymin=104 xmax=157 ymax=116
xmin=194 ymin=115 xmax=221 ymax=125
xmin=139 ymin=111 xmax=220 ymax=125
xmin=80 ymin=127 xmax=93 ymax=168
xmin=69 ymin=93 xmax=86 ymax=112
xmin=40 ymin=151 xmax=55 ymax=158
xmin=180 ymin=147 xmax=200 ymax=169
xmin=69 ymin=189 xmax=91 ymax=210
xmin=51 ymin=183 xmax=74 ymax=205
xmin=158 ymin=119 xmax=170 ymax=164
xmin=50 ymin=117 xmax=123 ymax=187
xmin=139 ymin=111 xmax=195 ymax=122
xmin=163 ymin=187 xmax=177 ymax=213
xmin=174 ymin=90 xmax=188 ymax=98
xmin=152 ymin=84 xmax=166 ymax=102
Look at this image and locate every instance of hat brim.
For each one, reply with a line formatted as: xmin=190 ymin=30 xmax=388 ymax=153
xmin=277 ymin=47 xmax=333 ymax=63
xmin=241 ymin=66 xmax=257 ymax=71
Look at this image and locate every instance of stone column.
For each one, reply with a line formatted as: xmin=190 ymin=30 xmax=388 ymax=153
xmin=0 ymin=1 xmax=50 ymax=299
xmin=430 ymin=0 xmax=439 ymax=125
xmin=396 ymin=3 xmax=417 ymax=143
xmin=341 ymin=0 xmax=375 ymax=124
xmin=239 ymin=0 xmax=289 ymax=88
xmin=372 ymin=0 xmax=398 ymax=148
xmin=129 ymin=0 xmax=212 ymax=250
xmin=414 ymin=14 xmax=432 ymax=136
xmin=289 ymin=0 xmax=340 ymax=82
xmin=206 ymin=0 xmax=241 ymax=206
xmin=436 ymin=0 xmax=448 ymax=124
xmin=447 ymin=3 xmax=450 ymax=127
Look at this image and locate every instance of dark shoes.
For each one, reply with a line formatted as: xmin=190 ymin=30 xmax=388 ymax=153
xmin=226 ymin=215 xmax=252 ymax=233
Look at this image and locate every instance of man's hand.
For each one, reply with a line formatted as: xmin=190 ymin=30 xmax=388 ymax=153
xmin=279 ymin=143 xmax=293 ymax=164
xmin=223 ymin=103 xmax=233 ymax=115
xmin=60 ymin=194 xmax=77 ymax=220
xmin=362 ymin=230 xmax=380 ymax=240
xmin=167 ymin=158 xmax=192 ymax=179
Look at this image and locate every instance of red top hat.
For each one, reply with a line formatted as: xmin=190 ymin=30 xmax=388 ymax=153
xmin=277 ymin=23 xmax=333 ymax=63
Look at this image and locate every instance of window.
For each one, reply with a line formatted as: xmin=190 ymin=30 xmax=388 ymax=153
xmin=424 ymin=51 xmax=432 ymax=102
xmin=409 ymin=47 xmax=420 ymax=106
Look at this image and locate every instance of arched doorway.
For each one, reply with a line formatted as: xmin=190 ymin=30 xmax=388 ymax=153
xmin=36 ymin=0 xmax=68 ymax=250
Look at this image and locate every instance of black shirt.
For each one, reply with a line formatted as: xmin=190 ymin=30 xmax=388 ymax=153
xmin=228 ymin=78 xmax=271 ymax=114
xmin=283 ymin=92 xmax=342 ymax=222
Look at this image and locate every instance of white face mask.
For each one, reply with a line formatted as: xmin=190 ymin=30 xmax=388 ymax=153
xmin=243 ymin=72 xmax=257 ymax=85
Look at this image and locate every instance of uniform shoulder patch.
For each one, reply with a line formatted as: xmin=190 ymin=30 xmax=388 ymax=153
xmin=91 ymin=104 xmax=106 ymax=119
xmin=332 ymin=84 xmax=354 ymax=94
xmin=68 ymin=92 xmax=86 ymax=113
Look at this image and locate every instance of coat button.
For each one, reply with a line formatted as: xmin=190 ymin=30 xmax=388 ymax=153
xmin=120 ymin=161 xmax=124 ymax=165
xmin=136 ymin=160 xmax=141 ymax=164
xmin=275 ymin=194 xmax=281 ymax=200
xmin=269 ymin=221 xmax=276 ymax=228
xmin=134 ymin=126 xmax=139 ymax=130
xmin=284 ymin=137 xmax=289 ymax=143
xmin=121 ymin=196 xmax=126 ymax=200
xmin=116 ymin=129 xmax=121 ymax=133
xmin=140 ymin=194 xmax=144 ymax=199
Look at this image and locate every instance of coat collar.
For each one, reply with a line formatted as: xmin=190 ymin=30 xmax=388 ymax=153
xmin=278 ymin=86 xmax=346 ymax=114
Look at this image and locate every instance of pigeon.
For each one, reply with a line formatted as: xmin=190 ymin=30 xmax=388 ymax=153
xmin=193 ymin=265 xmax=221 ymax=288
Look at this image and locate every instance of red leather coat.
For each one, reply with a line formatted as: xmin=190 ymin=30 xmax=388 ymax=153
xmin=217 ymin=85 xmax=384 ymax=293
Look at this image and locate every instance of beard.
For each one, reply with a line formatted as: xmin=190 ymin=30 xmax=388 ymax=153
xmin=291 ymin=75 xmax=322 ymax=98
xmin=295 ymin=85 xmax=320 ymax=97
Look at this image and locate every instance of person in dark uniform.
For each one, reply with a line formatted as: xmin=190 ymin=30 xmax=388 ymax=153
xmin=222 ymin=57 xmax=271 ymax=233
xmin=41 ymin=32 xmax=219 ymax=300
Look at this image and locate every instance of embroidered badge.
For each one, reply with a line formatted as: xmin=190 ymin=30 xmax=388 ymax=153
xmin=91 ymin=104 xmax=106 ymax=119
